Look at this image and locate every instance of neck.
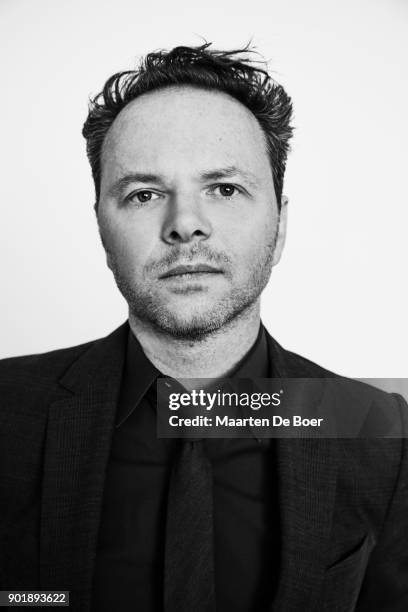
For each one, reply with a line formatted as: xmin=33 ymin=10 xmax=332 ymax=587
xmin=128 ymin=302 xmax=261 ymax=380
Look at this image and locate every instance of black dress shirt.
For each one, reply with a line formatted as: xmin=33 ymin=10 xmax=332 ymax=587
xmin=92 ymin=323 xmax=280 ymax=611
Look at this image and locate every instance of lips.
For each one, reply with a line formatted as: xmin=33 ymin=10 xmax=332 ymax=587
xmin=160 ymin=264 xmax=222 ymax=278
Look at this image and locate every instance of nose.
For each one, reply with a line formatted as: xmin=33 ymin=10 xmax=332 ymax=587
xmin=161 ymin=192 xmax=212 ymax=245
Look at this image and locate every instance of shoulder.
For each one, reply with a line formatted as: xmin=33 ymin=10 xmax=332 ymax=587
xmin=268 ymin=332 xmax=408 ymax=444
xmin=268 ymin=332 xmax=403 ymax=405
xmin=0 ymin=322 xmax=128 ymax=398
xmin=287 ymin=347 xmax=405 ymax=415
xmin=0 ymin=339 xmax=98 ymax=392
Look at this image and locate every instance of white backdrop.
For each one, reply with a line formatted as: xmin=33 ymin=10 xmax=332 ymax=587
xmin=0 ymin=0 xmax=407 ymax=378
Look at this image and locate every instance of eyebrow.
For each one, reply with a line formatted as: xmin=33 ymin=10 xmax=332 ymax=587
xmin=107 ymin=165 xmax=259 ymax=198
xmin=107 ymin=173 xmax=166 ymax=198
xmin=199 ymin=166 xmax=259 ymax=188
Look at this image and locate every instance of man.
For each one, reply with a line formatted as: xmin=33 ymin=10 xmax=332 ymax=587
xmin=0 ymin=43 xmax=407 ymax=612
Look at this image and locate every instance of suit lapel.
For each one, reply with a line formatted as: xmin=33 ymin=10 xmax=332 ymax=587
xmin=266 ymin=333 xmax=338 ymax=610
xmin=40 ymin=323 xmax=128 ymax=607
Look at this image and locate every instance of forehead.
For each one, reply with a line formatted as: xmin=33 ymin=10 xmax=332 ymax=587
xmin=101 ymin=86 xmax=270 ymax=178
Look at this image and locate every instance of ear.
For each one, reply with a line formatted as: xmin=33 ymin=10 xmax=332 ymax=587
xmin=272 ymin=195 xmax=288 ymax=266
xmin=96 ymin=216 xmax=113 ymax=271
xmin=104 ymin=247 xmax=113 ymax=271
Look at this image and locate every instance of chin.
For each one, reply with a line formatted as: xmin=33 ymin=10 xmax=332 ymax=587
xmin=132 ymin=296 xmax=257 ymax=341
xmin=116 ymin=274 xmax=262 ymax=340
xmin=147 ymin=309 xmax=226 ymax=340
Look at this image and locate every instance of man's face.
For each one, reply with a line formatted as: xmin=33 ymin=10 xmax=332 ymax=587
xmin=98 ymin=86 xmax=286 ymax=339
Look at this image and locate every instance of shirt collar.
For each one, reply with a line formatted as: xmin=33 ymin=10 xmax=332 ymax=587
xmin=227 ymin=322 xmax=269 ymax=380
xmin=115 ymin=322 xmax=269 ymax=428
xmin=115 ymin=329 xmax=160 ymax=427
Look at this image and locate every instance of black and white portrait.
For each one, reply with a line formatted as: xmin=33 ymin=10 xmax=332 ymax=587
xmin=0 ymin=1 xmax=407 ymax=611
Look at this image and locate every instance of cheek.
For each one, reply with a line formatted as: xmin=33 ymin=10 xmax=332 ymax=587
xmin=220 ymin=210 xmax=276 ymax=264
xmin=100 ymin=218 xmax=151 ymax=271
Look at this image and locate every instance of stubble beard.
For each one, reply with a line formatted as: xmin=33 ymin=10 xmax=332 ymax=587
xmin=106 ymin=238 xmax=276 ymax=341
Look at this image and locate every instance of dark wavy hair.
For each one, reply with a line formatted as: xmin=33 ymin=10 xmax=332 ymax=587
xmin=82 ymin=43 xmax=294 ymax=209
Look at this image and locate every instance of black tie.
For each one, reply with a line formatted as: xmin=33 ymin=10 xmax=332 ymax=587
xmin=164 ymin=438 xmax=216 ymax=612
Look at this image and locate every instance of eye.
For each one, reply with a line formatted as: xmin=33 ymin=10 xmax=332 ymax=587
xmin=210 ymin=184 xmax=241 ymax=198
xmin=126 ymin=190 xmax=160 ymax=204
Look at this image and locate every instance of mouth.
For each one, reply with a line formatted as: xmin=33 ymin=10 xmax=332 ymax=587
xmin=159 ymin=264 xmax=223 ymax=279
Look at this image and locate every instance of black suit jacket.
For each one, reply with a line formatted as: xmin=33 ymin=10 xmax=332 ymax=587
xmin=1 ymin=322 xmax=407 ymax=611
